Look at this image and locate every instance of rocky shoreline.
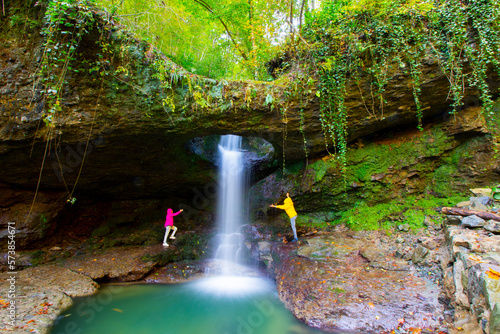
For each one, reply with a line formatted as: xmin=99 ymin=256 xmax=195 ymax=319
xmin=1 ymin=195 xmax=500 ymax=334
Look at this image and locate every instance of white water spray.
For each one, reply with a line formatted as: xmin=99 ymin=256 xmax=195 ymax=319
xmin=197 ymin=134 xmax=269 ymax=295
xmin=214 ymin=135 xmax=247 ymax=275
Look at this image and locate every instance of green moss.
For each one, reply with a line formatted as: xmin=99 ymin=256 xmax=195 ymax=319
xmin=431 ymin=164 xmax=459 ymax=196
xmin=284 ymin=161 xmax=306 ymax=176
xmin=339 ymin=201 xmax=401 ymax=230
xmin=284 ymin=124 xmax=469 ymax=218
xmin=309 ymin=160 xmax=329 ymax=182
xmin=334 ymin=194 xmax=466 ymax=231
xmin=298 ymin=213 xmax=335 ymax=229
xmin=30 ymin=250 xmax=47 ymax=266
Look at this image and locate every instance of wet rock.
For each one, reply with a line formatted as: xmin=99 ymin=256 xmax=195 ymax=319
xmin=457 ymin=201 xmax=472 ymax=208
xmin=268 ymin=231 xmax=444 ymax=333
xmin=470 ymin=196 xmax=491 ymax=211
xmin=419 ymin=237 xmax=440 ymax=250
xmin=482 ymin=264 xmax=500 ymax=310
xmin=411 ymin=245 xmax=430 ymax=264
xmin=446 ymin=215 xmax=463 ymax=225
xmin=397 ymin=223 xmax=410 ymax=232
xmin=461 ymin=215 xmax=487 ymax=228
xmin=257 ymin=240 xmax=272 ymax=255
xmin=491 ymin=304 xmax=500 ymax=334
xmin=446 ymin=226 xmax=481 ymax=258
xmin=394 ymin=250 xmax=404 ymax=258
xmin=57 ymin=245 xmax=165 ymax=282
xmin=0 ymin=265 xmax=98 ymax=334
xmin=442 ymin=218 xmax=500 ymax=334
xmin=455 ymin=316 xmax=471 ymax=328
xmin=453 ymin=260 xmax=470 ymax=307
xmin=447 ymin=226 xmax=500 ymax=255
xmin=443 ymin=267 xmax=456 ymax=297
xmin=0 ymin=185 xmax=66 ymax=249
xmin=485 ymin=220 xmax=500 ymax=234
xmin=484 ymin=252 xmax=500 ymax=265
xmin=423 ymin=216 xmax=434 ymax=227
xmin=143 ymin=261 xmax=208 ymax=283
xmin=0 ymin=251 xmax=37 ymax=271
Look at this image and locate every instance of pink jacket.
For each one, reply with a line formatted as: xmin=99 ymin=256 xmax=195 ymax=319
xmin=165 ymin=208 xmax=181 ymax=227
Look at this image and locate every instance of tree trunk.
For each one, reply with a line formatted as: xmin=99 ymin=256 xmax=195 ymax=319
xmin=441 ymin=207 xmax=500 ymax=222
xmin=248 ymin=0 xmax=258 ymax=79
xmin=299 ymin=0 xmax=306 ymax=27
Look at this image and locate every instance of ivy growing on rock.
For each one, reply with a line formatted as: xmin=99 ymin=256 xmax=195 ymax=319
xmin=301 ymin=0 xmax=500 ymax=177
xmin=37 ymin=0 xmax=98 ymax=128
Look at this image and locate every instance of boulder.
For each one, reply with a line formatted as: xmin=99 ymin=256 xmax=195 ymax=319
xmin=411 ymin=245 xmax=430 ymax=264
xmin=461 ymin=215 xmax=487 ymax=228
xmin=269 ymin=231 xmax=444 ymax=333
xmin=0 ymin=265 xmax=98 ymax=334
xmin=491 ymin=304 xmax=500 ymax=334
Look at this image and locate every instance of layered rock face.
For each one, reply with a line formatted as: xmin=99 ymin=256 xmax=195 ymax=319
xmin=249 ymin=104 xmax=500 ymax=225
xmin=1 ymin=8 xmax=498 ymax=197
xmin=442 ymin=210 xmax=500 ymax=334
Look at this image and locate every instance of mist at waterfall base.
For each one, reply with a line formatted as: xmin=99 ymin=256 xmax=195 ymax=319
xmin=49 ymin=135 xmax=327 ymax=334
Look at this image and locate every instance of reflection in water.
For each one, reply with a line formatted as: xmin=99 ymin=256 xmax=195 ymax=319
xmin=50 ymin=278 xmax=327 ymax=334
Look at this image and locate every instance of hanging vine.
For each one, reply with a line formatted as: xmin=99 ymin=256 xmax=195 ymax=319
xmin=35 ymin=0 xmax=97 ymax=129
xmin=299 ymin=0 xmax=500 ymax=181
xmin=24 ymin=0 xmax=116 ymax=222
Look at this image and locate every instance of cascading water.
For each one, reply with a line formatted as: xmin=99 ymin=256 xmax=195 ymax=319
xmin=214 ymin=134 xmax=246 ymax=275
xmin=196 ymin=134 xmax=266 ymax=295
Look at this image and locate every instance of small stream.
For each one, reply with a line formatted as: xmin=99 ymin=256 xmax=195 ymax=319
xmin=50 ymin=276 xmax=327 ymax=334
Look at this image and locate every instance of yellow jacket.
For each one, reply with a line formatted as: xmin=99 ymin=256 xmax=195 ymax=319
xmin=275 ymin=197 xmax=297 ymax=218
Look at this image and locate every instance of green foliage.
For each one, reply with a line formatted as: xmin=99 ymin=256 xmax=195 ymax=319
xmin=338 ymin=194 xmax=465 ymax=231
xmin=492 ymin=186 xmax=500 ymax=200
xmin=301 ymin=0 xmax=500 ymax=178
xmin=95 ymin=0 xmax=305 ymax=80
xmin=3 ymin=0 xmax=41 ymax=34
xmin=36 ymin=0 xmax=102 ymax=128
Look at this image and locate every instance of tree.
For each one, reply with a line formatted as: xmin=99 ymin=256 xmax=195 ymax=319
xmin=97 ymin=0 xmax=309 ymax=79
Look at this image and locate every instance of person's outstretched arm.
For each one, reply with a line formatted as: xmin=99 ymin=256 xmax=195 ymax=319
xmin=275 ymin=201 xmax=291 ymax=210
xmin=172 ymin=209 xmax=183 ymax=216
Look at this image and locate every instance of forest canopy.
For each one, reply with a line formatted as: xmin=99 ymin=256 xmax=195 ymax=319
xmin=96 ymin=0 xmax=320 ymax=80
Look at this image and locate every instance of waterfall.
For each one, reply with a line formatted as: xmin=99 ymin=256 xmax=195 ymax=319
xmin=197 ymin=135 xmax=272 ymax=295
xmin=214 ymin=134 xmax=247 ymax=275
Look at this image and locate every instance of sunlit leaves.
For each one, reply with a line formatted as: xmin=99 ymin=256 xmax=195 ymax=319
xmin=95 ymin=0 xmax=306 ymax=79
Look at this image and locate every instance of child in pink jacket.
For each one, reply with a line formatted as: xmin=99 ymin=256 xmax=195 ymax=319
xmin=163 ymin=208 xmax=183 ymax=246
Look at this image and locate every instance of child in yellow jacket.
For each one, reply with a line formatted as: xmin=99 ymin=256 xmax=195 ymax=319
xmin=270 ymin=193 xmax=298 ymax=242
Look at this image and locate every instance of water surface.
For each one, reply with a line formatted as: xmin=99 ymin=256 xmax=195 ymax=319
xmin=50 ymin=276 xmax=326 ymax=334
